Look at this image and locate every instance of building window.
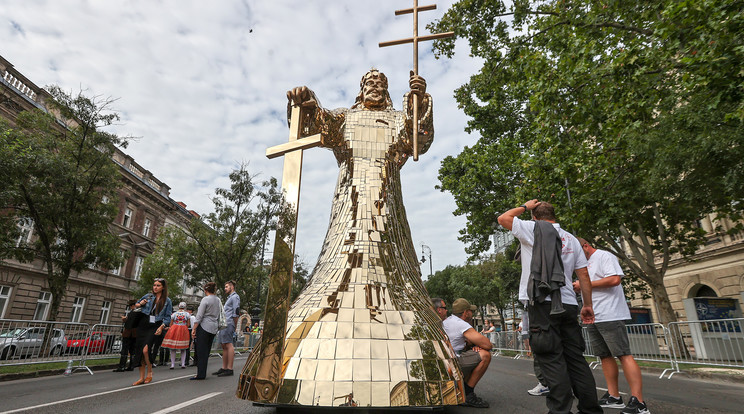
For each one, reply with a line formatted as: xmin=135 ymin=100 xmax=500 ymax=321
xmin=100 ymin=301 xmax=111 ymax=324
xmin=16 ymin=218 xmax=34 ymax=247
xmin=0 ymin=285 xmax=11 ymax=318
xmin=134 ymin=256 xmax=145 ymax=281
xmin=71 ymin=297 xmax=85 ymax=323
xmin=122 ymin=207 xmax=134 ymax=228
xmin=111 ymin=249 xmax=127 ymax=276
xmin=143 ymin=218 xmax=152 ymax=238
xmin=33 ymin=291 xmax=52 ymax=321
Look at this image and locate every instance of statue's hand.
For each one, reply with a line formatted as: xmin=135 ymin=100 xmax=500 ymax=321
xmin=287 ymin=86 xmax=318 ymax=110
xmin=409 ymin=70 xmax=427 ymax=98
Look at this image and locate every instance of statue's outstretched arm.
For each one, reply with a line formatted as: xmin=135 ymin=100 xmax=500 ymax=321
xmin=286 ymin=86 xmax=345 ymax=148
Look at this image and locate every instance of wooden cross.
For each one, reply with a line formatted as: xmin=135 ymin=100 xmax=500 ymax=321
xmin=252 ymin=105 xmax=322 ymax=402
xmin=379 ymin=0 xmax=454 ymax=161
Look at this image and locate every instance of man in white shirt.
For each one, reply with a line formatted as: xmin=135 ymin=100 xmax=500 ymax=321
xmin=574 ymin=239 xmax=649 ymax=414
xmin=498 ymin=200 xmax=602 ymax=414
xmin=441 ymin=298 xmax=493 ymax=408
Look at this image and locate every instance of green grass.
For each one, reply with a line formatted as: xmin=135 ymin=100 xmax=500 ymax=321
xmin=0 ymin=357 xmax=119 ymax=375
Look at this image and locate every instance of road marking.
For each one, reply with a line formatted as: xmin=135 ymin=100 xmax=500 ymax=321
xmin=596 ymin=387 xmax=628 ymax=396
xmin=151 ymin=392 xmax=223 ymax=414
xmin=0 ymin=374 xmax=193 ymax=414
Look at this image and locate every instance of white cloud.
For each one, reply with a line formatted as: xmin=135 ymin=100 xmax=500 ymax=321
xmin=2 ymin=0 xmax=485 ymax=274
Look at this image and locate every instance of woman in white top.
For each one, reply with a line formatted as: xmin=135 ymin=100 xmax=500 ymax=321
xmin=190 ymin=281 xmax=221 ymax=380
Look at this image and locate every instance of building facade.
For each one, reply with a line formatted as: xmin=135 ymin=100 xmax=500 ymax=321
xmin=0 ymin=55 xmax=200 ymax=325
xmin=629 ymin=214 xmax=744 ymax=322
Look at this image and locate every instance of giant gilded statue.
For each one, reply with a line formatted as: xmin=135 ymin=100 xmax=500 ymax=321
xmin=237 ymin=69 xmax=464 ymax=407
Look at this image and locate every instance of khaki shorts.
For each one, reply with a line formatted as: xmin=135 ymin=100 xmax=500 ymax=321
xmin=586 ymin=320 xmax=631 ymax=358
xmin=457 ymin=349 xmax=482 ymax=379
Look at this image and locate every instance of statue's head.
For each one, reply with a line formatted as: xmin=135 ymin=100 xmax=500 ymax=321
xmin=352 ymin=68 xmax=394 ymax=110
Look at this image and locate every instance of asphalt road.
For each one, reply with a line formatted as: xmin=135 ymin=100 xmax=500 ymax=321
xmin=1 ymin=354 xmax=742 ymax=413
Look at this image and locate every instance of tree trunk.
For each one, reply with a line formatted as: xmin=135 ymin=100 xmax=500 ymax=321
xmin=647 ymin=277 xmax=689 ymax=358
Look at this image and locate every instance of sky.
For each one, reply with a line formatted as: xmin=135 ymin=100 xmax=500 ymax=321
xmin=2 ymin=0 xmax=487 ymax=276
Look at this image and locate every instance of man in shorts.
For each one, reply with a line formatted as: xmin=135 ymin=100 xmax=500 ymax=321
xmin=441 ymin=298 xmax=492 ymax=408
xmin=574 ymin=239 xmax=650 ymax=414
xmin=214 ymin=280 xmax=240 ymax=377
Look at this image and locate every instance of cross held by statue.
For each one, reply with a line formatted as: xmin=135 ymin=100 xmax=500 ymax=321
xmin=379 ymin=0 xmax=454 ymax=161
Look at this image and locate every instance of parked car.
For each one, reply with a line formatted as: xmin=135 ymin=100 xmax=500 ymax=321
xmin=0 ymin=327 xmax=67 ymax=360
xmin=66 ymin=331 xmax=118 ymax=355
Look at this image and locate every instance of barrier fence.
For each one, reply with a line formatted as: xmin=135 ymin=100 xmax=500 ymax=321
xmin=487 ymin=318 xmax=744 ymax=379
xmin=3 ymin=318 xmax=744 ymax=379
xmin=0 ymin=318 xmax=262 ymax=376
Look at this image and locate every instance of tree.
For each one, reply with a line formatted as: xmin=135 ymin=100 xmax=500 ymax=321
xmin=424 ymin=262 xmax=502 ymax=327
xmin=430 ymin=0 xmax=744 ymax=325
xmin=155 ymin=165 xmax=287 ymax=311
xmin=0 ymin=86 xmax=127 ymax=322
xmin=133 ymin=226 xmax=185 ymax=302
xmin=478 ymin=241 xmax=521 ymax=331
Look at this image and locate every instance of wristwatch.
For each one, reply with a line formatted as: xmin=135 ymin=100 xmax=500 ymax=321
xmin=520 ymin=204 xmax=528 ymax=212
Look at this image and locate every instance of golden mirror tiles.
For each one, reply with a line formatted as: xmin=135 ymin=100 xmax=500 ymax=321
xmin=239 ymin=85 xmax=461 ymax=406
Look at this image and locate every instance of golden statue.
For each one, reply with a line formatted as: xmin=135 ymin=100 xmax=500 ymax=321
xmin=236 ymin=69 xmax=465 ymax=407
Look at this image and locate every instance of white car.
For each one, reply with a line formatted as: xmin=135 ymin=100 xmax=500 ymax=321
xmin=0 ymin=327 xmax=67 ymax=359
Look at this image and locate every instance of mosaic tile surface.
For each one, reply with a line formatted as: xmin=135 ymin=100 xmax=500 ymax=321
xmin=238 ymin=77 xmax=464 ymax=407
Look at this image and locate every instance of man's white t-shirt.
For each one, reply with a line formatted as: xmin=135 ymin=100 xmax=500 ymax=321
xmin=511 ymin=217 xmax=588 ymax=306
xmin=442 ymin=315 xmax=474 ymax=353
xmin=588 ymin=249 xmax=631 ymax=322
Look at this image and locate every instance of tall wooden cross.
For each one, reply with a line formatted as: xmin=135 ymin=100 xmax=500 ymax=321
xmin=251 ymin=105 xmax=322 ymax=402
xmin=379 ymin=0 xmax=454 ymax=161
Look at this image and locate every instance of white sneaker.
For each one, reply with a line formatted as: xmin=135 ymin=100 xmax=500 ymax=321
xmin=527 ymin=383 xmax=550 ymax=396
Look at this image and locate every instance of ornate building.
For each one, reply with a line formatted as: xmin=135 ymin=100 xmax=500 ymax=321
xmin=629 ymin=215 xmax=744 ymax=322
xmin=0 ymin=55 xmax=200 ymax=325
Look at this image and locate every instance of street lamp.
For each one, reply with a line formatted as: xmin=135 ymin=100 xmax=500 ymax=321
xmin=420 ymin=243 xmax=432 ymax=278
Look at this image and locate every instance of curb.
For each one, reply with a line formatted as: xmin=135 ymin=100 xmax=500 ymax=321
xmin=0 ymin=363 xmax=119 ymax=382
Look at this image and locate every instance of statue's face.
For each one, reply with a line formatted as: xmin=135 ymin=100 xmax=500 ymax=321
xmin=362 ymin=74 xmax=387 ymax=109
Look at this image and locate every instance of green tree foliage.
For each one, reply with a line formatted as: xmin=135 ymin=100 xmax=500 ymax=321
xmin=424 ymin=243 xmax=520 ymax=329
xmin=133 ymin=226 xmax=185 ymax=302
xmin=0 ymin=86 xmax=127 ymax=322
xmin=430 ymin=0 xmax=744 ymax=324
xmin=478 ymin=241 xmax=521 ymax=331
xmin=151 ymin=164 xmax=288 ymax=312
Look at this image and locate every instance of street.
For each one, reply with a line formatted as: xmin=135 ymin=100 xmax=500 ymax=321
xmin=1 ymin=354 xmax=741 ymax=413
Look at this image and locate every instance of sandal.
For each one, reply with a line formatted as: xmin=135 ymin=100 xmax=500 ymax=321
xmin=132 ymin=378 xmax=145 ymax=386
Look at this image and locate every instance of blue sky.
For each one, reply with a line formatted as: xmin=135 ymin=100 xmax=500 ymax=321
xmin=2 ymin=0 xmax=486 ymax=274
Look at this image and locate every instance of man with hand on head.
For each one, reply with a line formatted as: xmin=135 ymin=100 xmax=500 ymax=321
xmin=498 ymin=200 xmax=602 ymax=414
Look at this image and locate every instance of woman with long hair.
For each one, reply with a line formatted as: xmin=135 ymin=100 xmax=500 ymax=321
xmin=190 ymin=281 xmax=221 ymax=380
xmin=131 ymin=278 xmax=172 ymax=386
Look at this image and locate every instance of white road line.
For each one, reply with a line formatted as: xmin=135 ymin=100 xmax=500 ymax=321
xmin=151 ymin=392 xmax=223 ymax=414
xmin=0 ymin=374 xmax=193 ymax=414
xmin=596 ymin=387 xmax=628 ymax=396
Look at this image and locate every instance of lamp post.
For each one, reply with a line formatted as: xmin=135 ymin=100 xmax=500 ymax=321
xmin=420 ymin=243 xmax=432 ymax=278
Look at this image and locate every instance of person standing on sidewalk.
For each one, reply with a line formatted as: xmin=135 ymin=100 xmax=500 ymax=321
xmin=498 ymin=199 xmax=602 ymax=414
xmin=575 ymin=239 xmax=650 ymax=414
xmin=213 ymin=280 xmax=240 ymax=377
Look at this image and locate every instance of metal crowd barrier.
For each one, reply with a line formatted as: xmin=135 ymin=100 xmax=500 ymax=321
xmin=0 ymin=319 xmax=91 ymax=368
xmin=581 ymin=323 xmax=677 ymax=378
xmin=667 ymin=318 xmax=744 ymax=377
xmin=488 ymin=331 xmax=529 ymax=359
